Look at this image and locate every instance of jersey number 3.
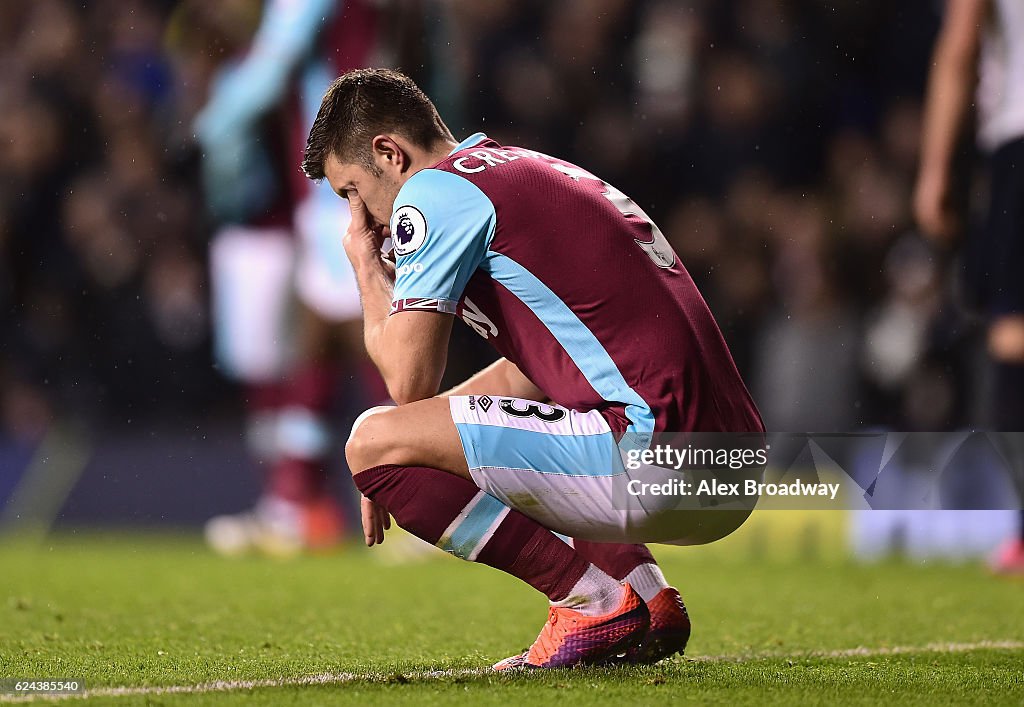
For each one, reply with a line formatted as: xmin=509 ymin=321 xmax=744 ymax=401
xmin=551 ymin=163 xmax=676 ymax=269
xmin=498 ymin=399 xmax=567 ymax=423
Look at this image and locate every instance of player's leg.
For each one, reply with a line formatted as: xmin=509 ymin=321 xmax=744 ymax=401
xmin=571 ymin=539 xmax=690 ymax=664
xmin=343 ymin=398 xmax=470 ymax=479
xmin=348 ymin=396 xmax=755 ymax=666
xmin=988 ymin=320 xmax=1024 ymax=572
xmin=345 ymin=400 xmax=650 ymax=669
xmin=984 ymin=137 xmax=1024 ymax=573
xmin=205 ymin=226 xmax=308 ymax=556
xmin=987 ymin=323 xmax=1024 ymax=573
xmin=252 ymin=184 xmax=389 ymax=554
xmin=204 ymin=215 xmax=367 ymax=555
xmin=261 ymin=303 xmax=349 ymax=551
xmin=571 ymin=541 xmax=666 ymax=603
xmin=207 ymin=299 xmax=350 ymax=556
xmin=442 ymin=395 xmax=744 ymax=664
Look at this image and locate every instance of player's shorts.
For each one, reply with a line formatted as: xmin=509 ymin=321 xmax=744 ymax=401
xmin=967 ymin=136 xmax=1024 ymax=316
xmin=449 ymin=395 xmax=757 ymax=546
xmin=210 ymin=226 xmax=295 ymax=382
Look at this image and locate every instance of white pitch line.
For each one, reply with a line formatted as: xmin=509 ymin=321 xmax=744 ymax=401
xmin=2 ymin=640 xmax=1022 ymax=703
xmin=0 ymin=670 xmax=487 ymax=704
xmin=689 ymin=639 xmax=1024 ymax=663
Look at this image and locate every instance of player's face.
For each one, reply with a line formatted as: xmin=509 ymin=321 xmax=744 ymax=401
xmin=324 ymin=154 xmax=401 ymax=230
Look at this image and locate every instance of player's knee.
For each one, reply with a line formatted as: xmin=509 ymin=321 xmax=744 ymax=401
xmin=346 ymin=406 xmax=395 ymax=474
xmin=988 ymin=316 xmax=1024 ymax=363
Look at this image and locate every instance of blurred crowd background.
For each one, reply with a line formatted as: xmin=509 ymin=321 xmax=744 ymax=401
xmin=1 ymin=0 xmax=993 ymax=518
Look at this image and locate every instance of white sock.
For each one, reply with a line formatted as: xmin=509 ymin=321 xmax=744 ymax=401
xmin=623 ymin=563 xmax=670 ymax=603
xmin=551 ymin=564 xmax=626 ymax=617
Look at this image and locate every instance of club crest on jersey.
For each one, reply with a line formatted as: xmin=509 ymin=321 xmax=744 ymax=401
xmin=391 ymin=206 xmax=426 ymax=256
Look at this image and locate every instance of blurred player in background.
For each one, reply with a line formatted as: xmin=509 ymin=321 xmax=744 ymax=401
xmin=189 ymin=0 xmax=387 ymax=555
xmin=302 ymin=70 xmax=764 ymax=669
xmin=915 ymin=0 xmax=1024 ymax=572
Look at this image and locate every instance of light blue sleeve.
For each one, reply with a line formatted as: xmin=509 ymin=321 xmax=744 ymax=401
xmin=193 ymin=0 xmax=338 ymax=147
xmin=390 ymin=169 xmax=496 ymax=312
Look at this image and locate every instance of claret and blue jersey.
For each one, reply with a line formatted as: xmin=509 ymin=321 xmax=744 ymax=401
xmin=389 ymin=133 xmax=763 ymax=449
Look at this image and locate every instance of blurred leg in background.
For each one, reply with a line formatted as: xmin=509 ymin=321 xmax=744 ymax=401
xmin=985 ymin=140 xmax=1024 ymax=572
xmin=193 ymin=0 xmax=389 ymax=556
xmin=205 ymin=224 xmax=376 ymax=556
xmin=915 ymin=0 xmax=1024 ymax=572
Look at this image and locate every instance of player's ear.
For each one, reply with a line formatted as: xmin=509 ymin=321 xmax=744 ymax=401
xmin=371 ymin=135 xmax=408 ymax=173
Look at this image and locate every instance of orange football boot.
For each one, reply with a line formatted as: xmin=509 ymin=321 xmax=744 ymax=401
xmin=493 ymin=584 xmax=649 ymax=670
xmin=618 ymin=586 xmax=691 ymax=664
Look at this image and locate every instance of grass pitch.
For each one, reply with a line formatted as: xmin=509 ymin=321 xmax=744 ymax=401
xmin=1 ymin=512 xmax=1022 ymax=705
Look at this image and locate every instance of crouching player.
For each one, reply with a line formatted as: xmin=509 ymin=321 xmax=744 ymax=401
xmin=301 ymin=69 xmax=765 ymax=669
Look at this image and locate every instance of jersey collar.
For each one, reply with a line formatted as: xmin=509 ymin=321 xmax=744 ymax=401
xmin=448 ymin=132 xmax=489 ymax=155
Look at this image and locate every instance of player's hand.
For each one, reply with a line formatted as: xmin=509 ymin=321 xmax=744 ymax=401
xmin=360 ymin=494 xmax=391 ymax=546
xmin=913 ymin=171 xmax=959 ymax=245
xmin=344 ymin=192 xmax=389 ymax=267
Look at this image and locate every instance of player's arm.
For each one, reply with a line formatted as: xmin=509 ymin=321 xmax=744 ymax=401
xmin=372 ymin=310 xmax=454 ymax=406
xmin=346 ymin=170 xmax=496 ymax=404
xmin=914 ymin=0 xmax=988 ymax=242
xmin=441 ymin=358 xmax=548 ymax=401
xmin=343 ymin=193 xmax=453 ymax=405
xmin=194 ymin=0 xmax=335 ymax=144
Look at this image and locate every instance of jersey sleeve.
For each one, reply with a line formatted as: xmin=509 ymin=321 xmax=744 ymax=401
xmin=390 ymin=169 xmax=496 ymax=315
xmin=194 ymin=0 xmax=335 ymax=145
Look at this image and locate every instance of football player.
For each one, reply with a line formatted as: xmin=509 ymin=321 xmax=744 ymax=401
xmin=302 ymin=69 xmax=765 ymax=668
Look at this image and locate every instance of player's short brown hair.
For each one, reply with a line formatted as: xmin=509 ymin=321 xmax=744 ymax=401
xmin=301 ymin=68 xmax=454 ymax=180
